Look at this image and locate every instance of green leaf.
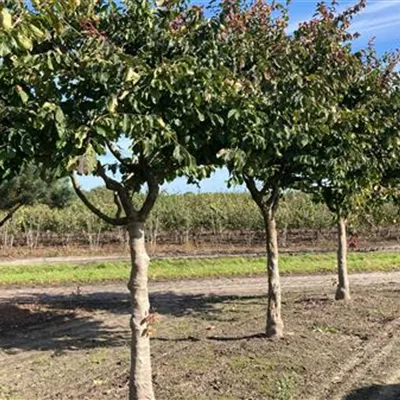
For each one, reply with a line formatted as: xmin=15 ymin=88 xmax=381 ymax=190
xmin=0 ymin=8 xmax=12 ymax=31
xmin=0 ymin=40 xmax=10 ymax=56
xmin=107 ymin=96 xmax=118 ymax=114
xmin=156 ymin=117 xmax=166 ymax=129
xmin=55 ymin=107 xmax=65 ymax=124
xmin=228 ymin=109 xmax=240 ymax=120
xmin=30 ymin=24 xmax=46 ymax=40
xmin=16 ymin=86 xmax=28 ymax=103
xmin=95 ymin=125 xmax=108 ymax=137
xmin=197 ymin=110 xmax=205 ymax=122
xmin=16 ymin=33 xmax=32 ymax=51
xmin=119 ymin=90 xmax=129 ymax=100
xmin=47 ymin=53 xmax=54 ymax=70
xmin=125 ymin=68 xmax=141 ymax=84
xmin=173 ymin=146 xmax=183 ymax=162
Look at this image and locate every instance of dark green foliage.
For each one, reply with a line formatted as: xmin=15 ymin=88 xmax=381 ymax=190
xmin=0 ymin=164 xmax=73 ymax=210
xmin=0 ymin=165 xmax=48 ymax=210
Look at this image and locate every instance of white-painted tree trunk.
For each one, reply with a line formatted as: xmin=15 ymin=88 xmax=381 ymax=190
xmin=335 ymin=216 xmax=351 ymax=301
xmin=264 ymin=208 xmax=284 ymax=338
xmin=127 ymin=221 xmax=155 ymax=400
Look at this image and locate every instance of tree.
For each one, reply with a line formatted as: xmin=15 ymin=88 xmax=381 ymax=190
xmin=45 ymin=177 xmax=74 ymax=208
xmin=372 ymin=59 xmax=400 ymax=234
xmin=207 ymin=0 xmax=294 ymax=338
xmin=301 ymin=9 xmax=400 ymax=301
xmin=15 ymin=1 xmax=226 ymax=398
xmin=212 ymin=0 xmax=379 ymax=334
xmin=0 ymin=164 xmax=74 ymax=227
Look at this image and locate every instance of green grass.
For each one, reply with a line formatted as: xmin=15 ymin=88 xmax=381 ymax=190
xmin=1 ymin=251 xmax=400 ymax=286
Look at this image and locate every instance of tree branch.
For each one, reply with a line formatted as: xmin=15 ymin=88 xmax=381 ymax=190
xmin=96 ymin=162 xmax=125 ymax=192
xmin=114 ymin=192 xmax=123 ymax=219
xmin=0 ymin=202 xmax=23 ymax=228
xmin=139 ymin=172 xmax=160 ymax=221
xmin=243 ymin=175 xmax=262 ymax=207
xmin=106 ymin=140 xmax=129 ymax=166
xmin=70 ymin=174 xmax=128 ymax=226
xmin=96 ymin=162 xmax=136 ymax=218
xmin=244 ymin=175 xmax=280 ymax=212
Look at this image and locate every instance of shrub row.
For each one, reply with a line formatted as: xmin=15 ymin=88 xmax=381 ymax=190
xmin=0 ymin=191 xmax=398 ymax=239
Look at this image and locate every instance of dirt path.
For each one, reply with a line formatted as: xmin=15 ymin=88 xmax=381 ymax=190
xmin=1 ymin=270 xmax=400 ymax=303
xmin=1 ymin=272 xmax=400 ymax=399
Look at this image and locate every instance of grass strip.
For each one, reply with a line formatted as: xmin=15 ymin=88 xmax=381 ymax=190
xmin=1 ymin=251 xmax=400 ymax=286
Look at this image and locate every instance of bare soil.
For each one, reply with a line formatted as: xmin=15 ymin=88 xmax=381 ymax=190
xmin=0 ymin=274 xmax=400 ymax=399
xmin=0 ymin=227 xmax=399 ymax=261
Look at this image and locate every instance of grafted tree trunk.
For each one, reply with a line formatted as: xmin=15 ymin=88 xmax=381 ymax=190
xmin=335 ymin=216 xmax=351 ymax=301
xmin=244 ymin=177 xmax=284 ymax=339
xmin=71 ymin=170 xmax=159 ymax=400
xmin=263 ymin=207 xmax=284 ymax=338
xmin=127 ymin=221 xmax=155 ymax=400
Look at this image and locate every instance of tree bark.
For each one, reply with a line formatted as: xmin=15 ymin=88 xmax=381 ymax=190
xmin=263 ymin=208 xmax=284 ymax=338
xmin=335 ymin=216 xmax=351 ymax=301
xmin=127 ymin=221 xmax=155 ymax=400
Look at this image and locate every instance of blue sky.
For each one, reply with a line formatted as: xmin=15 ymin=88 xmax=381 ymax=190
xmin=286 ymin=0 xmax=400 ymax=52
xmin=81 ymin=0 xmax=400 ymax=193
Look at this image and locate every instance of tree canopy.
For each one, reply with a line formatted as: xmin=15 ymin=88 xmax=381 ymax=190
xmin=17 ymin=0 xmax=229 ymax=199
xmin=0 ymin=2 xmax=49 ymax=179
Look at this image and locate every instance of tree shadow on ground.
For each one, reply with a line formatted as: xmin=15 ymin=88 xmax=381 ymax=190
xmin=152 ymin=332 xmax=267 ymax=343
xmin=6 ymin=290 xmax=266 ymax=318
xmin=0 ymin=302 xmax=72 ymax=334
xmin=0 ymin=302 xmax=128 ymax=353
xmin=344 ymin=384 xmax=400 ymax=400
xmin=0 ymin=291 xmax=267 ymax=352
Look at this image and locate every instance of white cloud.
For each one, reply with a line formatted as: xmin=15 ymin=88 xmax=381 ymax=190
xmin=352 ymin=14 xmax=400 ymax=33
xmin=287 ymin=1 xmax=400 ymax=34
xmin=285 ymin=1 xmax=400 ymax=44
xmin=361 ymin=0 xmax=400 ymax=14
xmin=350 ymin=1 xmax=400 ymax=38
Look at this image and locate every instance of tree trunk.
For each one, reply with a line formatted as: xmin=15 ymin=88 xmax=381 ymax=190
xmin=127 ymin=221 xmax=155 ymax=400
xmin=264 ymin=208 xmax=284 ymax=338
xmin=335 ymin=216 xmax=351 ymax=301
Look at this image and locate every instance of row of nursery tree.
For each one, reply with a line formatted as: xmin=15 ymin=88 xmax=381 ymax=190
xmin=1 ymin=184 xmax=399 ymax=241
xmin=1 ymin=1 xmax=400 ymax=399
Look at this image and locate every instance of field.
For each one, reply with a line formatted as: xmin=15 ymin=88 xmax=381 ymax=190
xmin=1 ymin=274 xmax=400 ymax=400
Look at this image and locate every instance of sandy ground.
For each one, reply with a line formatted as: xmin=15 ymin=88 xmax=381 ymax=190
xmin=1 ymin=270 xmax=400 ymax=302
